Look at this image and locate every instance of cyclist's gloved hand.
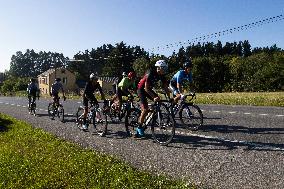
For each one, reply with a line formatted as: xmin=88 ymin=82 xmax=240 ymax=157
xmin=153 ymin=96 xmax=160 ymax=102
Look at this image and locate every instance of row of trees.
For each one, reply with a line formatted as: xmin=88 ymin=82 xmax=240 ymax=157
xmin=2 ymin=40 xmax=283 ymax=93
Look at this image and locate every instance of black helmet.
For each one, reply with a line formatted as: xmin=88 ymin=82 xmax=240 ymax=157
xmin=30 ymin=78 xmax=36 ymax=82
xmin=55 ymin=78 xmax=61 ymax=82
xmin=183 ymin=60 xmax=193 ymax=69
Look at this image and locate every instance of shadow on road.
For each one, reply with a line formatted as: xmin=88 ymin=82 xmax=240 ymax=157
xmin=171 ymin=130 xmax=284 ymax=152
xmin=200 ymin=124 xmax=284 ymax=135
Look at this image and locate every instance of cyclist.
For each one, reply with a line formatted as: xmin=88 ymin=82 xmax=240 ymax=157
xmin=50 ymin=78 xmax=66 ymax=107
xmin=111 ymin=71 xmax=136 ymax=120
xmin=81 ymin=73 xmax=106 ymax=131
xmin=169 ymin=59 xmax=193 ymax=104
xmin=27 ymin=78 xmax=39 ymax=109
xmin=136 ymin=60 xmax=171 ymax=137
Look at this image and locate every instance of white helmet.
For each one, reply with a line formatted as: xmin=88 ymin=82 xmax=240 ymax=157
xmin=90 ymin=73 xmax=98 ymax=80
xmin=155 ymin=60 xmax=168 ymax=68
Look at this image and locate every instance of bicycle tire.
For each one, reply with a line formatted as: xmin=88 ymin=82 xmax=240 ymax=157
xmin=93 ymin=108 xmax=108 ymax=136
xmin=179 ymin=104 xmax=203 ymax=131
xmin=125 ymin=108 xmax=141 ymax=136
xmin=58 ymin=105 xmax=65 ymax=122
xmin=31 ymin=102 xmax=36 ymax=116
xmin=48 ymin=103 xmax=55 ymax=119
xmin=76 ymin=106 xmax=84 ymax=129
xmin=151 ymin=103 xmax=175 ymax=146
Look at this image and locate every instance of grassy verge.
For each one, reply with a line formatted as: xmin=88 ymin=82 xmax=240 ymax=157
xmin=194 ymin=92 xmax=284 ymax=107
xmin=0 ymin=113 xmax=193 ymax=189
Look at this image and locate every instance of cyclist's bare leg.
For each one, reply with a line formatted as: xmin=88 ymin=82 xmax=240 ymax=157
xmin=138 ymin=105 xmax=149 ymax=125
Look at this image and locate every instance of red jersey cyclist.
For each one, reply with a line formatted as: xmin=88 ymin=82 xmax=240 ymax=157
xmin=136 ymin=60 xmax=171 ymax=138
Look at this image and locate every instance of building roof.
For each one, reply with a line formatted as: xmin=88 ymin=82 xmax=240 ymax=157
xmin=98 ymin=76 xmax=119 ymax=83
xmin=38 ymin=67 xmax=74 ymax=77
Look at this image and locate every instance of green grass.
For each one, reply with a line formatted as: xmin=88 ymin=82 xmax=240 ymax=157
xmin=0 ymin=113 xmax=193 ymax=189
xmin=194 ymin=92 xmax=284 ymax=107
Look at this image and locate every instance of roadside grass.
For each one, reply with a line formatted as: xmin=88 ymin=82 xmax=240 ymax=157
xmin=194 ymin=92 xmax=284 ymax=107
xmin=0 ymin=113 xmax=193 ymax=189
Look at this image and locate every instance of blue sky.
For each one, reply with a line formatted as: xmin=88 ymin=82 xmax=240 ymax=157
xmin=0 ymin=0 xmax=283 ymax=72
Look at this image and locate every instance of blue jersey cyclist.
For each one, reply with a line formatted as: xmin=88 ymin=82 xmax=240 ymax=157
xmin=169 ymin=59 xmax=193 ymax=104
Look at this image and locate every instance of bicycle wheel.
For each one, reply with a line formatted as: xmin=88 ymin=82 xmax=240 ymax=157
xmin=151 ymin=103 xmax=175 ymax=146
xmin=48 ymin=103 xmax=55 ymax=119
xmin=179 ymin=104 xmax=203 ymax=131
xmin=93 ymin=108 xmax=108 ymax=136
xmin=76 ymin=106 xmax=84 ymax=129
xmin=31 ymin=102 xmax=36 ymax=116
xmin=125 ymin=108 xmax=141 ymax=136
xmin=57 ymin=105 xmax=65 ymax=122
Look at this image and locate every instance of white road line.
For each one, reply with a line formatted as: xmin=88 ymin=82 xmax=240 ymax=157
xmin=259 ymin=114 xmax=268 ymax=116
xmin=212 ymin=111 xmax=220 ymax=113
xmin=68 ymin=114 xmax=73 ymax=116
xmin=22 ymin=106 xmax=26 ymax=108
xmin=244 ymin=112 xmax=251 ymax=115
xmin=17 ymin=105 xmax=21 ymax=107
xmin=276 ymin=115 xmax=284 ymax=117
xmin=11 ymin=104 xmax=15 ymax=106
xmin=39 ymin=109 xmax=44 ymax=111
xmin=228 ymin=111 xmax=237 ymax=114
xmin=5 ymin=103 xmax=9 ymax=105
xmin=77 ymin=102 xmax=81 ymax=104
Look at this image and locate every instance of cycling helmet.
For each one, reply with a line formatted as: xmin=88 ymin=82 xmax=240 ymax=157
xmin=155 ymin=60 xmax=168 ymax=73
xmin=55 ymin=78 xmax=61 ymax=82
xmin=90 ymin=73 xmax=98 ymax=80
xmin=128 ymin=72 xmax=136 ymax=79
xmin=30 ymin=78 xmax=36 ymax=82
xmin=155 ymin=60 xmax=167 ymax=68
xmin=183 ymin=60 xmax=193 ymax=69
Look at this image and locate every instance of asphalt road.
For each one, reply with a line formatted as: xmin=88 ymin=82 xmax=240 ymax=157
xmin=0 ymin=96 xmax=283 ymax=189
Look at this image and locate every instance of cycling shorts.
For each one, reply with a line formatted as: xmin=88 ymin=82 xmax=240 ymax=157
xmin=117 ymin=87 xmax=129 ymax=102
xmin=137 ymin=88 xmax=155 ymax=109
xmin=83 ymin=94 xmax=98 ymax=107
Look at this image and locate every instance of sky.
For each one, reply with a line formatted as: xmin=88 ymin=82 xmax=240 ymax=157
xmin=0 ymin=0 xmax=284 ymax=72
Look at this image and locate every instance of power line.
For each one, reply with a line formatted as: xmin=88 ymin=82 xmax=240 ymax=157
xmin=149 ymin=14 xmax=284 ymax=53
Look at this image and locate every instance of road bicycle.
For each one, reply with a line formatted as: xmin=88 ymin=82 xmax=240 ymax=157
xmin=107 ymin=95 xmax=139 ymax=122
xmin=76 ymin=102 xmax=107 ymax=136
xmin=104 ymin=95 xmax=140 ymax=136
xmin=48 ymin=97 xmax=65 ymax=122
xmin=28 ymin=100 xmax=37 ymax=116
xmin=127 ymin=100 xmax=176 ymax=146
xmin=164 ymin=92 xmax=203 ymax=131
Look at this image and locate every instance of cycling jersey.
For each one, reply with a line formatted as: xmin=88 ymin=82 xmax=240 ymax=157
xmin=83 ymin=81 xmax=103 ymax=107
xmin=137 ymin=69 xmax=168 ymax=109
xmin=51 ymin=82 xmax=64 ymax=95
xmin=118 ymin=77 xmax=135 ymax=91
xmin=137 ymin=69 xmax=167 ymax=90
xmin=170 ymin=70 xmax=193 ymax=95
xmin=83 ymin=81 xmax=103 ymax=98
xmin=27 ymin=82 xmax=38 ymax=95
xmin=170 ymin=70 xmax=192 ymax=85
